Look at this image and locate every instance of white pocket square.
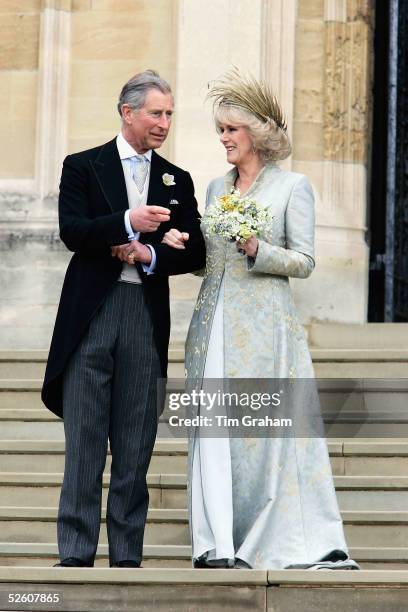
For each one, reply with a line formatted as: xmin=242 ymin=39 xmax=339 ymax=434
xmin=169 ymin=199 xmax=179 ymax=206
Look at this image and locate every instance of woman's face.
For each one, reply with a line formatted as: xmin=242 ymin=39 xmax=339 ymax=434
xmin=219 ymin=122 xmax=254 ymax=166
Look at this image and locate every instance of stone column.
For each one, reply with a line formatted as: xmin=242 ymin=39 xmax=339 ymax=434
xmin=261 ymin=0 xmax=298 ymax=171
xmin=35 ymin=0 xmax=71 ymax=203
xmin=292 ymin=0 xmax=373 ymax=323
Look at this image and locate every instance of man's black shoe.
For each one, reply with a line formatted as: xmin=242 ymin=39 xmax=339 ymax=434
xmin=53 ymin=557 xmax=92 ymax=567
xmin=111 ymin=560 xmax=141 ymax=568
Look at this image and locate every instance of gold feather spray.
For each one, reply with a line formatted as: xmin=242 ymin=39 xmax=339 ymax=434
xmin=207 ymin=67 xmax=288 ymax=132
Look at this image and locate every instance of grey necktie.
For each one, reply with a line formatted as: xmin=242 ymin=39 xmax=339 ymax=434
xmin=129 ymin=154 xmax=149 ymax=193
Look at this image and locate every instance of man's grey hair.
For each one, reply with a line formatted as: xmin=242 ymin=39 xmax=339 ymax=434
xmin=117 ymin=69 xmax=172 ymax=117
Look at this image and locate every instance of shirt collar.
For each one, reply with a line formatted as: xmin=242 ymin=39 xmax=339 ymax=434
xmin=116 ymin=132 xmax=152 ymax=161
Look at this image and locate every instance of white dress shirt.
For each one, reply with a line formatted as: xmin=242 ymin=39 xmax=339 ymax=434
xmin=116 ymin=133 xmax=156 ymax=283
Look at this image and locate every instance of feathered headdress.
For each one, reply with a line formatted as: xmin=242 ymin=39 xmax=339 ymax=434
xmin=207 ymin=67 xmax=288 ymax=133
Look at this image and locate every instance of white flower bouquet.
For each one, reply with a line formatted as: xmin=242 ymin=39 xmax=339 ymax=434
xmin=205 ymin=188 xmax=271 ymax=243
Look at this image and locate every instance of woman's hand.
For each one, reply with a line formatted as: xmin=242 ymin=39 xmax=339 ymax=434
xmin=238 ymin=236 xmax=258 ymax=258
xmin=162 ymin=228 xmax=189 ymax=250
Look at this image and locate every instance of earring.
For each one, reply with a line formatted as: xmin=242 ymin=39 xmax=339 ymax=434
xmin=252 ymin=145 xmax=256 ymax=154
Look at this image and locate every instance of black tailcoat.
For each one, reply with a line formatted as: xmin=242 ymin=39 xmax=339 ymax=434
xmin=42 ymin=138 xmax=206 ymax=418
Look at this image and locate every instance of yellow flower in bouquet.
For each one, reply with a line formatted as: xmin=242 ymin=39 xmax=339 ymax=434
xmin=205 ymin=188 xmax=271 ymax=244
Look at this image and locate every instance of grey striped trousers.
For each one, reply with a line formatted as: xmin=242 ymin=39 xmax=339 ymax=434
xmin=58 ymin=282 xmax=162 ymax=566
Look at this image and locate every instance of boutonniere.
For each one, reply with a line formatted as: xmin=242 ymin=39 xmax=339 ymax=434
xmin=162 ymin=173 xmax=176 ymax=186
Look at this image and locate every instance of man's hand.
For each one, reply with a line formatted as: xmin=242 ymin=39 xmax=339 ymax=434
xmin=161 ymin=228 xmax=190 ymax=250
xmin=111 ymin=240 xmax=152 ymax=264
xmin=129 ymin=205 xmax=170 ymax=233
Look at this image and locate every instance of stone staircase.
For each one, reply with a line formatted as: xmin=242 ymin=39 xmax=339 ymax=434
xmin=0 ymin=325 xmax=408 ymax=611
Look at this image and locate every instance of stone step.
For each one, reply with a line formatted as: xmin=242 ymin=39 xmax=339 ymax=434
xmin=0 ymin=440 xmax=188 ymax=475
xmin=0 ymin=345 xmax=408 ymax=383
xmin=0 ymin=507 xmax=407 ymax=550
xmin=0 ymin=542 xmax=191 ymax=568
xmin=2 ymin=440 xmax=408 ymax=476
xmin=1 ymin=473 xmax=408 ymax=511
xmin=3 ymin=387 xmax=408 ymax=421
xmin=307 ymin=323 xmax=408 ymax=349
xmin=1 ymin=359 xmax=407 ymax=385
xmin=0 ymin=353 xmax=185 ymax=381
xmin=3 ymin=418 xmax=408 ymax=439
xmin=0 ymin=508 xmax=190 ymax=546
xmin=0 ymin=473 xmax=185 ymax=509
xmin=1 ymin=346 xmax=407 ymax=376
xmin=2 ymin=379 xmax=408 ymax=442
xmin=314 ymin=363 xmax=408 ymax=377
xmin=0 ymin=567 xmax=408 ymax=612
xmin=0 ymin=542 xmax=407 ymax=570
xmin=0 ymin=360 xmax=176 ymax=380
xmin=3 ymin=376 xmax=407 ymax=394
xmin=3 ymin=473 xmax=408 ymax=488
xmin=1 ymin=439 xmax=407 ymax=455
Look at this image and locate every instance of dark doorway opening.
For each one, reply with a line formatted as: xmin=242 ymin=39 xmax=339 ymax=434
xmin=368 ymin=0 xmax=408 ymax=321
xmin=367 ymin=0 xmax=389 ymax=321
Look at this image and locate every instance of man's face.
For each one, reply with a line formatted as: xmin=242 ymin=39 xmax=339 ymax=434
xmin=122 ymin=89 xmax=174 ymax=153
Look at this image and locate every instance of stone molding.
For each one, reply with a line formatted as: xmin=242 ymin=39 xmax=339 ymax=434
xmin=42 ymin=0 xmax=72 ymax=11
xmin=323 ymin=3 xmax=372 ymax=163
xmin=35 ymin=3 xmax=71 ymax=199
xmin=0 ymin=180 xmax=36 ymax=194
xmin=261 ymin=0 xmax=297 ymax=171
xmin=324 ymin=0 xmax=347 ymax=22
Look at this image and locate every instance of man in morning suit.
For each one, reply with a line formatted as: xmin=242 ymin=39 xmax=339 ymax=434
xmin=41 ymin=70 xmax=206 ymax=568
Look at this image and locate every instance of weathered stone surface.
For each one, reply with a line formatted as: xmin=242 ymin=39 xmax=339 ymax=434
xmin=0 ymin=13 xmax=39 ymax=70
xmin=0 ymin=1 xmax=40 ymax=12
xmin=72 ymin=0 xmax=91 ymax=10
xmin=42 ymin=0 xmax=72 ymax=10
xmin=267 ymin=586 xmax=408 ymax=612
xmin=91 ymin=0 xmax=147 ymax=9
xmin=68 ymin=97 xmax=119 ymax=139
xmin=293 ymin=19 xmax=325 ymax=160
xmin=347 ymin=0 xmax=373 ymax=22
xmin=0 ymin=583 xmax=266 ymax=612
xmin=68 ymin=2 xmax=176 ymax=157
xmin=294 ymin=89 xmax=324 ymax=124
xmin=69 ymin=60 xmax=140 ymax=99
xmin=0 ymin=71 xmax=37 ymax=178
xmin=0 ymin=123 xmax=36 ymax=180
xmin=292 ymin=120 xmax=324 ymax=161
xmin=298 ymin=0 xmax=324 ymax=19
xmin=8 ymin=70 xmax=38 ymax=122
xmin=71 ymin=4 xmax=176 ymax=62
xmin=323 ymin=21 xmax=372 ymax=163
xmin=0 ymin=237 xmax=67 ymax=349
xmin=295 ymin=20 xmax=325 ymax=91
xmin=324 ymin=0 xmax=347 ymax=22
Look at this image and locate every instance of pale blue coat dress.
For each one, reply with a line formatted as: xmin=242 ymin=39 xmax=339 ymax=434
xmin=184 ymin=162 xmax=350 ymax=569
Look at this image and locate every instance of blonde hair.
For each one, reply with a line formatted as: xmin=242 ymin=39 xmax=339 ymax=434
xmin=207 ymin=68 xmax=291 ymax=161
xmin=214 ymin=103 xmax=291 ymax=162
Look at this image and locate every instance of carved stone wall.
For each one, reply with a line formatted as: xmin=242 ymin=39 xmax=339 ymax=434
xmin=324 ymin=8 xmax=372 ymax=163
xmin=292 ymin=0 xmax=374 ymax=323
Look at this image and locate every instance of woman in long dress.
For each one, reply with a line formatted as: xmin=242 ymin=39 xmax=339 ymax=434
xmin=162 ymin=70 xmax=358 ymax=570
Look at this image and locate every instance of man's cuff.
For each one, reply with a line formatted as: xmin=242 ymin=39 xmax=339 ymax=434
xmin=124 ymin=210 xmax=140 ymax=241
xmin=142 ymin=245 xmax=156 ymax=275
